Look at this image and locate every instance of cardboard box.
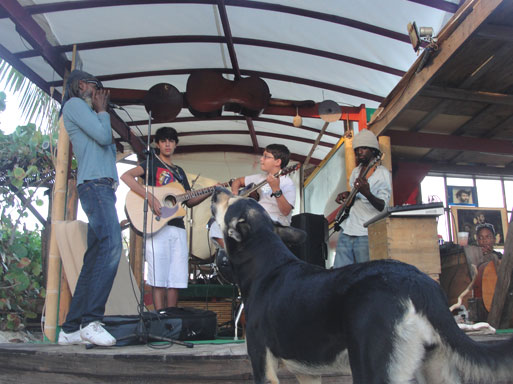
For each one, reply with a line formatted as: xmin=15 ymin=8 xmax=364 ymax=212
xmin=368 ymin=216 xmax=441 ymax=277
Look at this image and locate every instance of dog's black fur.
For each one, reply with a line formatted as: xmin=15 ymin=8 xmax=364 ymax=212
xmin=212 ymin=188 xmax=513 ymax=384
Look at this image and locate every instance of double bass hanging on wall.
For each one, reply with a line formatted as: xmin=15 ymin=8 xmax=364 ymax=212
xmin=185 ymin=70 xmax=271 ymax=119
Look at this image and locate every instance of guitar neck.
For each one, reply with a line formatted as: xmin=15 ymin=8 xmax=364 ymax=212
xmin=240 ymin=164 xmax=299 ymax=197
xmin=334 ymin=155 xmax=382 ymax=224
xmin=176 ymin=181 xmax=230 ymax=203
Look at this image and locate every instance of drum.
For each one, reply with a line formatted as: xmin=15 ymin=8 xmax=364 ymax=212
xmin=214 ymin=248 xmax=234 ymax=284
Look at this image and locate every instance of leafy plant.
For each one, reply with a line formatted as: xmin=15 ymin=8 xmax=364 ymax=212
xmin=0 ymin=124 xmax=57 ymax=330
xmin=0 ymin=225 xmax=44 ymax=330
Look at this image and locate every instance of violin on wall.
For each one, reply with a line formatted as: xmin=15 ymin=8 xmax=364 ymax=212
xmin=186 ymin=70 xmax=271 ymax=118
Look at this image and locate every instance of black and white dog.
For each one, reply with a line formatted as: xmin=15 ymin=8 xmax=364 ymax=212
xmin=211 ymin=188 xmax=513 ymax=384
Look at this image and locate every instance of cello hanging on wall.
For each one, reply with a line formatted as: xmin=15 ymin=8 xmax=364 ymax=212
xmin=185 ymin=70 xmax=271 ymax=118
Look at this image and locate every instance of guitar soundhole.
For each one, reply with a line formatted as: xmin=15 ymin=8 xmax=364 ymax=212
xmin=164 ymin=195 xmax=176 ymax=207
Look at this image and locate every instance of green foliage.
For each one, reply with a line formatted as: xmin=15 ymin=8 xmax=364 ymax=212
xmin=0 ymin=124 xmax=55 ymax=330
xmin=0 ymin=225 xmax=44 ymax=331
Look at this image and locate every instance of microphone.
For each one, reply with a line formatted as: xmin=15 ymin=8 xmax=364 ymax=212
xmin=108 ymin=102 xmax=121 ymax=109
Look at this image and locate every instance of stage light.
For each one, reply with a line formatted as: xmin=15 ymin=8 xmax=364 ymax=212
xmin=407 ymin=22 xmax=437 ymax=53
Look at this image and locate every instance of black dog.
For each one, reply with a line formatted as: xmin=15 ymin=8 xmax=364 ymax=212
xmin=211 ymin=187 xmax=513 ymax=384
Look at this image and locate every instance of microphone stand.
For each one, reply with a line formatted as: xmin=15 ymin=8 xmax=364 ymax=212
xmin=101 ymin=109 xmax=193 ymax=349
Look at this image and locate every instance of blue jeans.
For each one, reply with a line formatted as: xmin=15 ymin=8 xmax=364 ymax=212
xmin=62 ymin=178 xmax=122 ymax=332
xmin=333 ymin=231 xmax=369 ymax=268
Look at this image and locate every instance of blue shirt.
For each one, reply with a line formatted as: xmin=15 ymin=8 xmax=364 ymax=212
xmin=62 ymin=97 xmax=118 ymax=185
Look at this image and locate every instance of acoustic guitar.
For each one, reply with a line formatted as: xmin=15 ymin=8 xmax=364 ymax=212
xmin=125 ymin=163 xmax=300 ymax=235
xmin=125 ymin=182 xmax=229 ymax=235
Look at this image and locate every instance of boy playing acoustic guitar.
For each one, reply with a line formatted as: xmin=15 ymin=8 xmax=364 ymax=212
xmin=121 ymin=127 xmax=210 ymax=310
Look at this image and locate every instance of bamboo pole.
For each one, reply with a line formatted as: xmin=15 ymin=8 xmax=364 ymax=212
xmin=43 ymin=117 xmax=71 ymax=342
xmin=58 ymin=179 xmax=78 ymax=325
xmin=43 ymin=46 xmax=77 ymax=342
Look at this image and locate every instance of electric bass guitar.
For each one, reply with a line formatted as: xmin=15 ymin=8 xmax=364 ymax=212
xmin=333 ymin=153 xmax=382 ymax=232
xmin=125 ymin=163 xmax=300 ymax=235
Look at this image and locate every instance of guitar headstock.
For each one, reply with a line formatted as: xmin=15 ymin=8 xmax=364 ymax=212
xmin=275 ymin=163 xmax=301 ymax=177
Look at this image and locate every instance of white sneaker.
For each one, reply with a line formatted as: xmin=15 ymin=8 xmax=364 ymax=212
xmin=80 ymin=321 xmax=116 ymax=346
xmin=58 ymin=329 xmax=87 ymax=345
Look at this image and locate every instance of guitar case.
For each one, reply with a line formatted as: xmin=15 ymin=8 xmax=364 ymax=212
xmin=102 ymin=307 xmax=217 ymax=346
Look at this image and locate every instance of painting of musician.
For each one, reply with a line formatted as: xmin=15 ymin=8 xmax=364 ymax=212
xmin=447 ymin=186 xmax=478 ymax=206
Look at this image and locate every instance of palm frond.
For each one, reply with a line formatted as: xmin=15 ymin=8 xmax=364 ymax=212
xmin=0 ymin=59 xmax=60 ymax=134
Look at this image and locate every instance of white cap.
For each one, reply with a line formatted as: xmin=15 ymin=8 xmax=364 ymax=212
xmin=353 ymin=129 xmax=380 ymax=150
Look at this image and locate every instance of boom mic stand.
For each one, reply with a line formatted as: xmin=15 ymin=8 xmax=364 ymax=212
xmin=114 ymin=109 xmax=193 ymax=349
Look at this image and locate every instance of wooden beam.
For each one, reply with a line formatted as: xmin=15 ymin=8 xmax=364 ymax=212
xmin=0 ymin=0 xmax=70 ymax=76
xmin=217 ymin=0 xmax=241 ymax=79
xmin=422 ymin=86 xmax=513 ymax=106
xmin=109 ymin=110 xmax=145 ymax=155
xmin=304 ymin=122 xmax=329 ymax=168
xmin=245 ymin=117 xmax=259 ymax=153
xmin=408 ymin=42 xmax=509 ymax=133
xmin=174 ymin=144 xmax=320 ymax=165
xmin=387 ymin=129 xmax=513 ymax=155
xmin=369 ymin=0 xmax=504 ymax=135
xmin=16 ymin=35 xmax=405 ymax=77
xmin=482 ymin=114 xmax=513 ymax=139
xmin=476 ymin=24 xmax=513 ymax=42
xmin=410 ymin=101 xmax=447 ymax=132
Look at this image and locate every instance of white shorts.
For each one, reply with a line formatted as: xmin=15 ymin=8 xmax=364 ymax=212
xmin=145 ymin=225 xmax=188 ymax=288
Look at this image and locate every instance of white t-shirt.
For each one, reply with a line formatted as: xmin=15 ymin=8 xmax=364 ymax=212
xmin=341 ymin=164 xmax=392 ymax=236
xmin=245 ymin=173 xmax=296 ymax=226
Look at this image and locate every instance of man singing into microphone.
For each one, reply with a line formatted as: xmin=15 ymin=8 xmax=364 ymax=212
xmin=58 ymin=70 xmax=121 ymax=346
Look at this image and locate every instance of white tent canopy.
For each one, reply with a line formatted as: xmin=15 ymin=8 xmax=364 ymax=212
xmin=0 ymin=0 xmax=458 ymax=164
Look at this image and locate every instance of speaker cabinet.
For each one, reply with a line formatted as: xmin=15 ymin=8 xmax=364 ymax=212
xmin=290 ymin=213 xmax=328 ymax=267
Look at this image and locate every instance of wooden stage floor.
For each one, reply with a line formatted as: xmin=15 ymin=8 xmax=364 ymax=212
xmin=0 ymin=340 xmax=350 ymax=383
xmin=0 ymin=333 xmax=510 ymax=383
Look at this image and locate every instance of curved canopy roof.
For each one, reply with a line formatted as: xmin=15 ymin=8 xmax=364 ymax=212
xmin=0 ymin=0 xmax=460 ymax=166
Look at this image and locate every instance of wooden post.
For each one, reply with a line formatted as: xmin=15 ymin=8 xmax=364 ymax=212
xmin=128 ymin=174 xmax=144 ymax=290
xmin=487 ymin=214 xmax=513 ymax=328
xmin=129 ymin=228 xmax=143 ymax=289
xmin=344 ymin=134 xmax=355 ymax=191
xmin=378 ymin=135 xmax=393 ymax=206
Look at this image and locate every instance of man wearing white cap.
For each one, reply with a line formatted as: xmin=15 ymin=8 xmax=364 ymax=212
xmin=334 ymin=129 xmax=392 ymax=267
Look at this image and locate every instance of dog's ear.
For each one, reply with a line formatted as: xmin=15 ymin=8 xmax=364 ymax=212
xmin=273 ymin=223 xmax=307 ymax=245
xmin=227 ymin=217 xmax=250 ymax=242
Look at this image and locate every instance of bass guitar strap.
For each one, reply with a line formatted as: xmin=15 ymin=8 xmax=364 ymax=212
xmin=358 ymin=163 xmax=379 ymax=181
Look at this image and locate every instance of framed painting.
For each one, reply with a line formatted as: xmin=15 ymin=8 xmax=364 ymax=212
xmin=447 ymin=186 xmax=478 ymax=206
xmin=450 ymin=206 xmax=508 ymax=247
